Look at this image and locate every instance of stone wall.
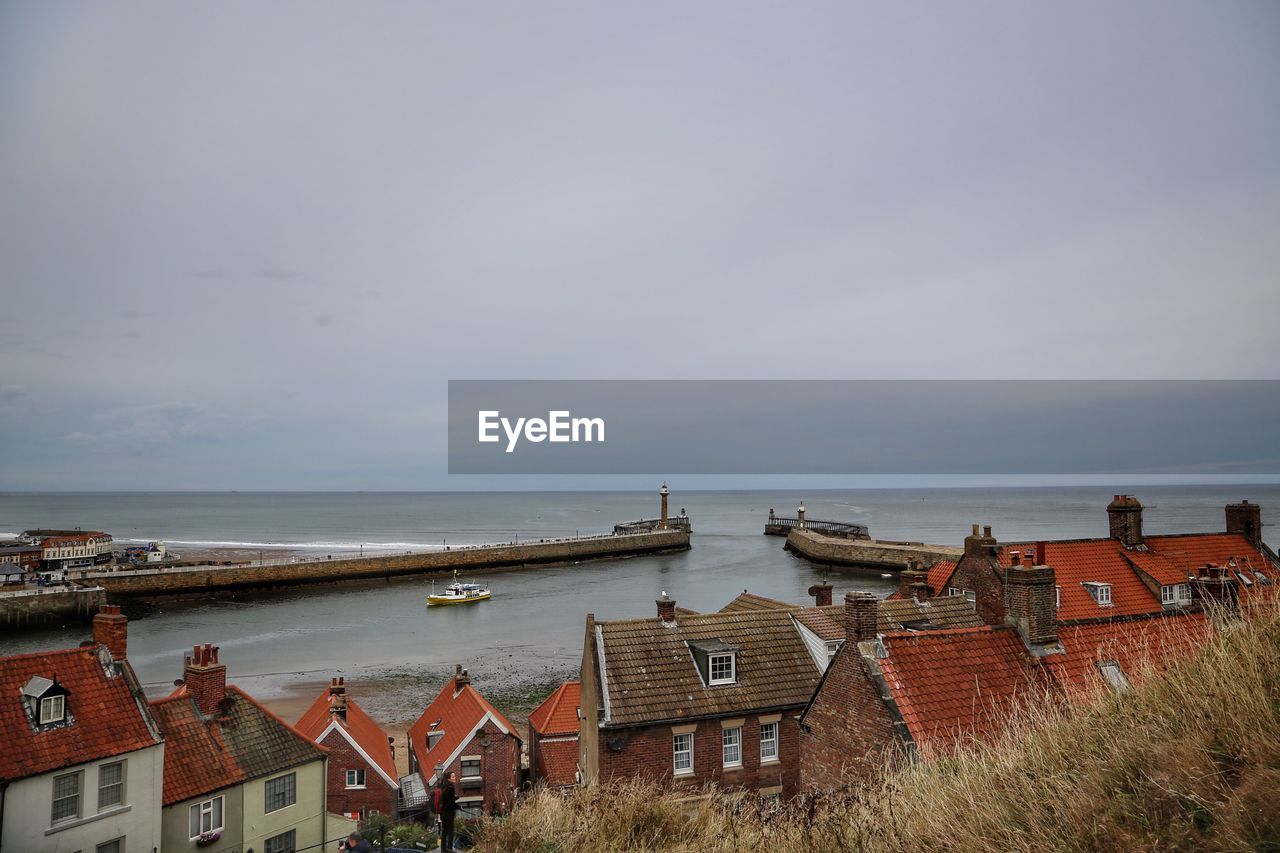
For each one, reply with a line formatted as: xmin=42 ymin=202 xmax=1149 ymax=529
xmin=76 ymin=530 xmax=691 ymax=598
xmin=785 ymin=529 xmax=960 ymax=573
xmin=0 ymin=587 xmax=106 ymax=632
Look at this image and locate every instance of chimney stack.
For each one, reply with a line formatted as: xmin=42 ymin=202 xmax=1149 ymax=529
xmin=845 ymin=591 xmax=878 ymax=644
xmin=657 ymin=591 xmax=676 ymax=624
xmin=454 ymin=664 xmax=471 ymax=687
xmin=959 ymin=524 xmax=1004 ymax=625
xmin=1004 ymin=556 xmax=1059 ymax=649
xmin=1225 ymin=500 xmax=1263 ymax=548
xmin=808 ymin=582 xmax=833 ymax=607
xmin=898 ymin=565 xmax=931 ymax=602
xmin=1107 ymin=495 xmax=1144 ymax=547
xmin=329 ymin=676 xmax=347 ymax=719
xmin=183 ymin=644 xmax=227 ymax=717
xmin=92 ymin=604 xmax=128 ymax=661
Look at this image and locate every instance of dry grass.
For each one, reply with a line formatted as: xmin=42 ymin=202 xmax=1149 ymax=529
xmin=473 ymin=603 xmax=1280 ymax=852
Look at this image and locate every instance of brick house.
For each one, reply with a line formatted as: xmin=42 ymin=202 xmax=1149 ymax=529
xmin=406 ymin=666 xmax=522 ymax=818
xmin=528 ymin=680 xmax=581 ymax=788
xmin=150 ymin=644 xmax=330 ymax=853
xmin=0 ymin=605 xmax=165 ymax=853
xmin=578 ymin=587 xmax=983 ymax=798
xmin=296 ymin=677 xmax=400 ymax=821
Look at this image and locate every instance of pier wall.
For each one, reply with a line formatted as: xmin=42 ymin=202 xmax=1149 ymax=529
xmin=785 ymin=529 xmax=961 ymax=573
xmin=0 ymin=587 xmax=106 ymax=632
xmin=75 ymin=529 xmax=691 ymax=598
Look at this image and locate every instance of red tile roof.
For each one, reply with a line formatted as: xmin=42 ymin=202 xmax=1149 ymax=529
xmin=536 ymin=737 xmax=580 ymax=787
xmin=0 ymin=646 xmax=160 ymax=782
xmin=528 ymin=681 xmax=580 ymax=737
xmin=1047 ymin=612 xmax=1212 ymax=696
xmin=886 ymin=560 xmax=957 ymax=601
xmin=407 ymin=676 xmax=518 ymax=782
xmin=150 ymin=686 xmax=327 ymax=805
xmin=295 ymin=685 xmax=397 ymax=787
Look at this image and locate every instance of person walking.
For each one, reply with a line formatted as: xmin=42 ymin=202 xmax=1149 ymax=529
xmin=340 ymin=831 xmax=372 ymax=852
xmin=436 ymin=769 xmax=459 ymax=852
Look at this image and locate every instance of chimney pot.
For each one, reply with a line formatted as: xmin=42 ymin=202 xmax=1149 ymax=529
xmin=983 ymin=525 xmax=992 ymax=538
xmin=183 ymin=643 xmax=227 ymax=717
xmin=1011 ymin=552 xmax=1021 ymax=566
xmin=657 ymin=592 xmax=677 ymax=623
xmin=808 ymin=583 xmax=833 ymax=607
xmin=1036 ymin=541 xmax=1047 ymax=566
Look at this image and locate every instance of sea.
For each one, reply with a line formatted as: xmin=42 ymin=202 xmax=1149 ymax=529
xmin=0 ymin=486 xmax=1275 ymax=724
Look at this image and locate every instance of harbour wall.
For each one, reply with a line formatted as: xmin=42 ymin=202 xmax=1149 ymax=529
xmin=0 ymin=587 xmax=107 ymax=632
xmin=785 ymin=528 xmax=961 ymax=573
xmin=72 ymin=529 xmax=692 ymax=598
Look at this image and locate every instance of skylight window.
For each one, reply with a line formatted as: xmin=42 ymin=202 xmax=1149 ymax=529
xmin=1096 ymin=660 xmax=1131 ymax=693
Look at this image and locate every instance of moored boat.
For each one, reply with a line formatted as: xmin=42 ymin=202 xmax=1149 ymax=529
xmin=428 ymin=571 xmax=492 ymax=606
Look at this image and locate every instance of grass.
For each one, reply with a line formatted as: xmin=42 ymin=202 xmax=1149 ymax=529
xmin=472 ymin=602 xmax=1280 ymax=852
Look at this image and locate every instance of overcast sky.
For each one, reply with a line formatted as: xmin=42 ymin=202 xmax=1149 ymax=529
xmin=1 ymin=2 xmax=1277 ymax=490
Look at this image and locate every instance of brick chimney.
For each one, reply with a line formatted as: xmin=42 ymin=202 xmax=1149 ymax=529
xmin=454 ymin=664 xmax=471 ymax=688
xmin=184 ymin=644 xmax=227 ymax=717
xmin=1225 ymin=500 xmax=1263 ymax=548
xmin=92 ymin=604 xmax=128 ymax=660
xmin=956 ymin=524 xmax=1004 ymax=625
xmin=898 ymin=561 xmax=931 ymax=602
xmin=845 ymin=591 xmax=878 ymax=644
xmin=808 ymin=582 xmax=833 ymax=607
xmin=1108 ymin=495 xmax=1144 ymax=547
xmin=328 ymin=676 xmax=347 ymax=719
xmin=1004 ymin=557 xmax=1059 ymax=650
xmin=1190 ymin=564 xmax=1239 ymax=609
xmin=657 ymin=591 xmax=676 ymax=624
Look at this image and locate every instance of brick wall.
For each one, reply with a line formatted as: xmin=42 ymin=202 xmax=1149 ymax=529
xmin=799 ymin=644 xmax=902 ymax=790
xmin=949 ymin=526 xmax=1005 ymax=625
xmin=594 ymin=712 xmax=804 ymax=796
xmin=320 ymin=728 xmax=396 ymax=819
xmin=436 ymin=719 xmax=521 ymax=816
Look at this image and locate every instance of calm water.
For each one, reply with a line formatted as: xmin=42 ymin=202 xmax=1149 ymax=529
xmin=1 ymin=486 xmax=1275 ymax=712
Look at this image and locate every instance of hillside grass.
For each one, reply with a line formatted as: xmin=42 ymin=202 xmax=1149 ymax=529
xmin=474 ymin=603 xmax=1280 ymax=852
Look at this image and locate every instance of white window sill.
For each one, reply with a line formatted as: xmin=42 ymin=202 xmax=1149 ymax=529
xmin=760 ymin=757 xmax=780 ymax=766
xmin=46 ymin=804 xmax=131 ymax=835
xmin=673 ymin=769 xmax=694 ymax=777
xmin=345 ymin=785 xmax=367 ymax=790
xmin=722 ymin=763 xmax=743 ymax=770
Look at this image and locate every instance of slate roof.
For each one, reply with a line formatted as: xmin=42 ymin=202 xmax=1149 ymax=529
xmin=150 ymin=686 xmax=327 ymax=805
xmin=295 ymin=685 xmax=398 ymax=786
xmin=529 ymin=680 xmax=580 ymax=737
xmin=594 ymin=610 xmax=823 ymax=727
xmin=0 ymin=646 xmax=160 ymax=782
xmin=407 ymin=677 xmax=518 ymax=783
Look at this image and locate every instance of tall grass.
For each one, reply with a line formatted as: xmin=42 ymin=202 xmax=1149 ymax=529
xmin=474 ymin=603 xmax=1280 ymax=852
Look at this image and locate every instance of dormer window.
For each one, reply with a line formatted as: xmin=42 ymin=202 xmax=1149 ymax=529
xmin=21 ymin=675 xmax=71 ymax=729
xmin=687 ymin=639 xmax=739 ymax=687
xmin=1084 ymin=582 xmax=1112 ymax=606
xmin=40 ymin=694 xmax=65 ymax=724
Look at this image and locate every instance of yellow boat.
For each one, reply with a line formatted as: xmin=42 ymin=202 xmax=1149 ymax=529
xmin=428 ymin=572 xmax=492 ymax=606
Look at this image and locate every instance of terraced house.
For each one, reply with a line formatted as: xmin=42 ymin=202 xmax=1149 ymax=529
xmin=578 ymin=586 xmax=982 ymax=797
xmin=150 ymin=643 xmax=329 ymax=853
xmin=296 ymin=677 xmax=400 ymax=822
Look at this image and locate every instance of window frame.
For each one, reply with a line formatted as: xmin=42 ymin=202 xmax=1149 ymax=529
xmin=345 ymin=768 xmax=367 ymax=789
xmin=708 ymin=653 xmax=736 ymax=685
xmin=759 ymin=721 xmax=779 ymax=763
xmin=459 ymin=758 xmax=482 ymax=782
xmin=39 ymin=694 xmax=66 ymax=724
xmin=264 ymin=771 xmax=297 ymax=814
xmin=722 ymin=726 xmax=743 ymax=768
xmin=51 ymin=769 xmax=82 ymax=825
xmin=189 ymin=794 xmax=225 ymax=840
xmin=96 ymin=839 xmax=123 ymax=853
xmin=264 ymin=828 xmax=297 ymax=853
xmin=672 ymin=732 xmax=694 ymax=776
xmin=97 ymin=759 xmax=126 ymax=811
xmin=1161 ymin=584 xmax=1175 ymax=605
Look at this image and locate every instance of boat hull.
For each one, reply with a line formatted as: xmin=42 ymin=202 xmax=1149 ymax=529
xmin=427 ymin=592 xmax=492 ymax=606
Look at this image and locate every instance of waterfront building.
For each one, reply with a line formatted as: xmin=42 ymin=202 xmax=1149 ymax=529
xmin=0 ymin=541 xmax=42 ymax=582
xmin=22 ymin=529 xmax=115 ymax=571
xmin=528 ymin=680 xmax=581 ymax=788
xmin=150 ymin=644 xmax=329 ymax=853
xmin=296 ymin=677 xmax=400 ymax=822
xmin=0 ymin=605 xmax=165 ymax=853
xmin=406 ymin=666 xmax=522 ymax=818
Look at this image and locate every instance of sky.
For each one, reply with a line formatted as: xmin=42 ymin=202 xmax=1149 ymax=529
xmin=1 ymin=2 xmax=1278 ymax=490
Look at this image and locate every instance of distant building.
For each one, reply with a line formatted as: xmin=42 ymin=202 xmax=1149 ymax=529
xmin=0 ymin=605 xmax=165 ymax=852
xmin=528 ymin=681 xmax=581 ymax=788
xmin=150 ymin=644 xmax=330 ymax=853
xmin=295 ymin=677 xmax=400 ymax=822
xmin=0 ymin=541 xmax=41 ymax=582
xmin=406 ymin=666 xmax=521 ymax=818
xmin=22 ymin=530 xmax=114 ymax=570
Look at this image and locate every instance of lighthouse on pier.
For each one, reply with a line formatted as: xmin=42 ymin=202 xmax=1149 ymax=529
xmin=659 ymin=482 xmax=670 ymax=529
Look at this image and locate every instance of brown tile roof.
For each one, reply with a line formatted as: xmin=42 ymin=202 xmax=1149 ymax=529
xmin=0 ymin=646 xmax=160 ymax=782
xmin=529 ymin=681 xmax=580 ymax=737
xmin=789 ymin=597 xmax=983 ymax=643
xmin=595 ymin=610 xmax=822 ymax=727
xmin=150 ymin=686 xmax=327 ymax=805
xmin=720 ymin=591 xmax=796 ymax=612
xmin=295 ymin=684 xmax=397 ymax=787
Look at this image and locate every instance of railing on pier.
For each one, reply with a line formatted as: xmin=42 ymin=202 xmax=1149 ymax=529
xmin=614 ymin=516 xmax=693 ymax=535
xmin=763 ymin=517 xmax=869 ymax=539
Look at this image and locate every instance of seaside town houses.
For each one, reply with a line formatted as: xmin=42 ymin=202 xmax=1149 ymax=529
xmin=295 ymin=677 xmax=400 ymax=823
xmin=528 ymin=680 xmax=582 ymax=788
xmin=406 ymin=665 xmax=522 ymax=819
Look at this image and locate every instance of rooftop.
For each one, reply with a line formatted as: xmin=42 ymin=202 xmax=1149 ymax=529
xmin=295 ymin=680 xmax=398 ymax=787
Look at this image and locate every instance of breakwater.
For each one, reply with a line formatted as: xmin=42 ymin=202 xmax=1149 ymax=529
xmin=785 ymin=528 xmax=960 ymax=573
xmin=68 ymin=528 xmax=691 ymax=598
xmin=0 ymin=586 xmax=107 ymax=632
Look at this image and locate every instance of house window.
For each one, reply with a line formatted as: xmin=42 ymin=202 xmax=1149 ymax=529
xmin=98 ymin=760 xmax=125 ymax=809
xmin=1176 ymin=583 xmax=1190 ymax=602
xmin=1161 ymin=585 xmax=1176 ymax=605
xmin=460 ymin=758 xmax=481 ymax=782
xmin=40 ymin=694 xmax=66 ymax=724
xmin=709 ymin=653 xmax=736 ymax=685
xmin=457 ymin=797 xmax=484 ymax=819
xmin=673 ymin=732 xmax=693 ymax=775
xmin=963 ymin=589 xmax=976 ymax=604
xmin=51 ymin=770 xmax=82 ymax=823
xmin=189 ymin=795 xmax=224 ymax=839
xmin=345 ymin=768 xmax=366 ymax=789
xmin=96 ymin=840 xmax=123 ymax=853
xmin=1085 ymin=582 xmax=1112 ymax=606
xmin=265 ymin=829 xmax=296 ymax=853
xmin=760 ymin=722 xmax=778 ymax=762
xmin=264 ymin=772 xmax=296 ymax=813
xmin=1055 ymin=586 xmax=1061 ymax=608
xmin=722 ymin=726 xmax=742 ymax=768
